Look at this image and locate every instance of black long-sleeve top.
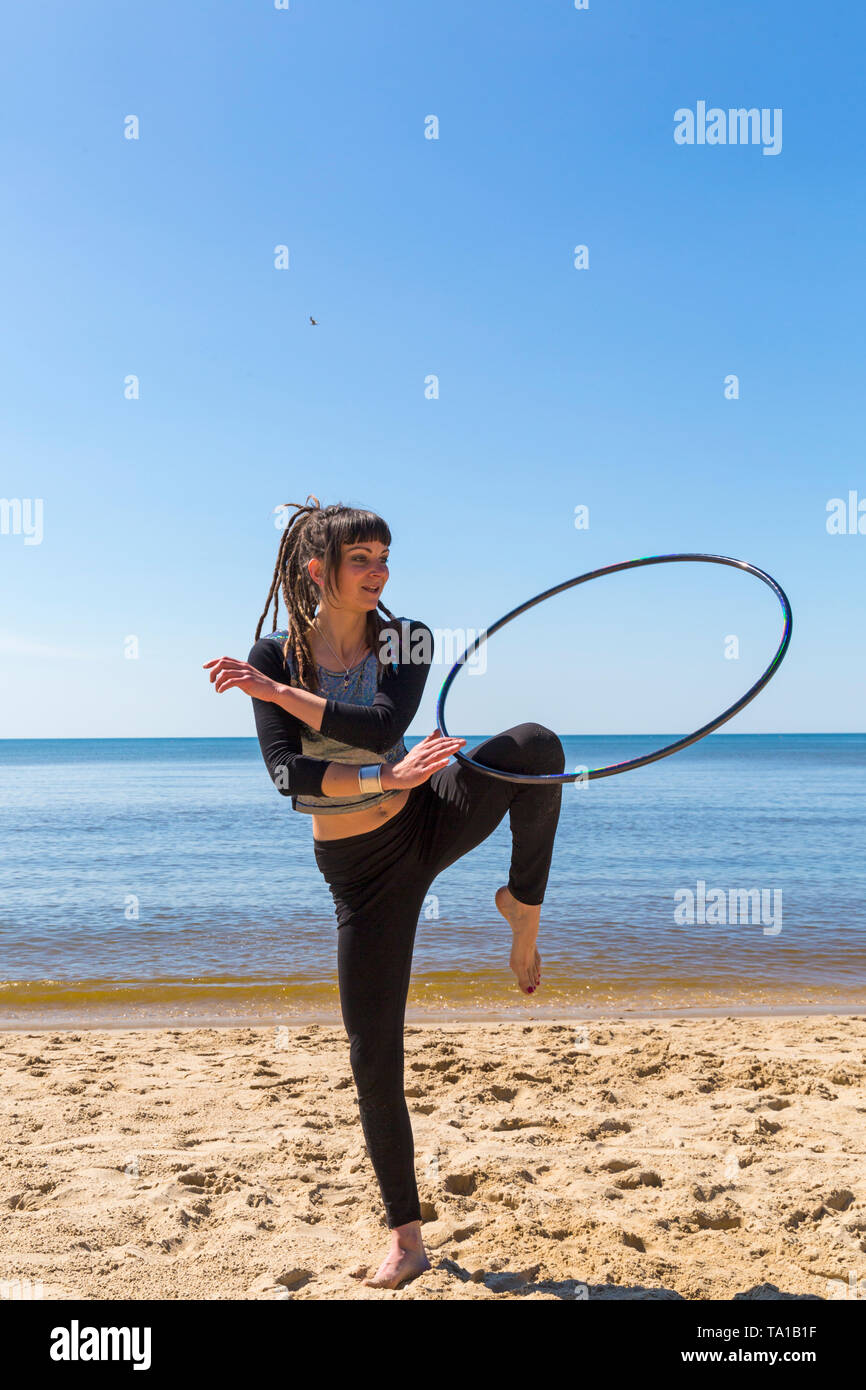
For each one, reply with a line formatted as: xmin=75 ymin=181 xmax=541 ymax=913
xmin=246 ymin=618 xmax=433 ymax=812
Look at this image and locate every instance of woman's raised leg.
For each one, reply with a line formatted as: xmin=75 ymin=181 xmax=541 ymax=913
xmin=418 ymin=722 xmax=565 ymax=991
xmin=420 ymin=722 xmax=565 ymax=897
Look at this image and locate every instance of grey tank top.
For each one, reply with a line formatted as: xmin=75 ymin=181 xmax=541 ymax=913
xmin=263 ymin=631 xmax=407 ymax=816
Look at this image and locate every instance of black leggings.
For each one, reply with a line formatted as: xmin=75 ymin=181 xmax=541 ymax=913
xmin=313 ymin=723 xmax=565 ymax=1230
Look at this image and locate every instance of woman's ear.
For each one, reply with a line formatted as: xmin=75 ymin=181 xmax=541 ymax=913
xmin=307 ymin=556 xmax=322 ymax=589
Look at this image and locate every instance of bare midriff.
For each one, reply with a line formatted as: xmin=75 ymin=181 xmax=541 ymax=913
xmin=311 ymin=787 xmax=410 ymax=842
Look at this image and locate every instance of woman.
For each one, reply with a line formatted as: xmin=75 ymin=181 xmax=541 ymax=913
xmin=204 ymin=496 xmax=564 ymax=1290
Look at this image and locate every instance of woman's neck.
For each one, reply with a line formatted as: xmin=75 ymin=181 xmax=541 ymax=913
xmin=310 ymin=606 xmax=368 ymax=663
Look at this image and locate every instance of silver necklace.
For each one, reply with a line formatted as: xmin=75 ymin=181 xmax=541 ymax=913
xmin=313 ymin=622 xmax=368 ymax=689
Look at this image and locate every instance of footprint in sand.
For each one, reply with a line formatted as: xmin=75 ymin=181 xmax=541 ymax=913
xmin=443 ymin=1172 xmax=478 ymax=1196
xmin=614 ymin=1170 xmax=664 ymax=1190
xmin=585 ymin=1117 xmax=632 ymax=1140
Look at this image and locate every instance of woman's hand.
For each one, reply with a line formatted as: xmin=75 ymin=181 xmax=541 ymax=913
xmin=381 ymin=729 xmax=467 ymax=790
xmin=202 ymin=656 xmax=282 ymax=701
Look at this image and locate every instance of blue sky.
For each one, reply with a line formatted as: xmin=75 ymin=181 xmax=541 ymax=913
xmin=1 ymin=0 xmax=863 ymax=739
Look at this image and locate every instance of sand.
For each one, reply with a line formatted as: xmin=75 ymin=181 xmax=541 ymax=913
xmin=1 ymin=1014 xmax=864 ymax=1301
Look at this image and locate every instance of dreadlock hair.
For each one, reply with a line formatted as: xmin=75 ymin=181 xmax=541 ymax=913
xmin=254 ymin=495 xmax=399 ymax=694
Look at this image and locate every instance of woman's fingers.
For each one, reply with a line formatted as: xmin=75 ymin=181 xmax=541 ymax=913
xmin=406 ymin=731 xmax=463 ymax=756
xmin=422 ymin=751 xmax=462 ymax=770
xmin=209 ymin=661 xmax=259 ymax=690
xmin=203 ymin=657 xmax=246 ymax=682
xmin=429 ymin=741 xmax=464 ymax=755
xmin=418 ymin=741 xmax=463 ymax=764
xmin=214 ymin=671 xmax=256 ymax=692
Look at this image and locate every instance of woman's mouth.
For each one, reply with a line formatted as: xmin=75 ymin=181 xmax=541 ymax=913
xmin=362 ymin=584 xmax=380 ymax=595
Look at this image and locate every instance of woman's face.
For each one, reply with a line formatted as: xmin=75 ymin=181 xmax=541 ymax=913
xmin=314 ymin=540 xmax=390 ymax=611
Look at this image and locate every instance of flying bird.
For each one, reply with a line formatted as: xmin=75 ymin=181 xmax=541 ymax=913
xmin=309 ymin=316 xmax=319 ymax=326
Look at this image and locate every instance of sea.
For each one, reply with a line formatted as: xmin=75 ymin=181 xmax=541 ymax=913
xmin=0 ymin=735 xmax=864 ymax=1026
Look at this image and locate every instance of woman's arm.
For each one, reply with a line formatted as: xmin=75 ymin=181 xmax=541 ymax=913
xmin=249 ymin=680 xmax=399 ymax=799
xmin=204 ymin=636 xmax=465 ymax=797
xmin=249 ymin=687 xmax=463 ymax=799
xmin=243 ymin=639 xmax=331 ymax=797
xmin=314 ymin=618 xmax=434 ymax=753
xmin=214 ymin=617 xmax=436 ymax=750
xmin=206 ymin=638 xmax=352 ymax=798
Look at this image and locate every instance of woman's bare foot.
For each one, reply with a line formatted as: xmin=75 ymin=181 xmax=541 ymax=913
xmin=495 ymin=884 xmax=542 ymax=994
xmin=361 ymin=1220 xmax=431 ymax=1289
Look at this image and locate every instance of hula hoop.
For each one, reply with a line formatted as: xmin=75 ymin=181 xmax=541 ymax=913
xmin=434 ymin=553 xmax=793 ymax=785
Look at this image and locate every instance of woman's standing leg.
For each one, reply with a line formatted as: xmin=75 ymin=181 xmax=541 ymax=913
xmin=334 ymin=876 xmax=430 ymax=1232
xmin=314 ymin=804 xmax=436 ymax=1287
xmin=313 ymin=724 xmax=564 ymax=1284
xmin=331 ymin=724 xmax=564 ymax=1224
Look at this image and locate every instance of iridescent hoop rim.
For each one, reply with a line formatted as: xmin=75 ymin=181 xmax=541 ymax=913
xmin=434 ymin=553 xmax=793 ymax=784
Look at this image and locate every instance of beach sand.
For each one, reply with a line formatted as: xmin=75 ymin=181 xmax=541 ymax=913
xmin=1 ymin=1014 xmax=864 ymax=1301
